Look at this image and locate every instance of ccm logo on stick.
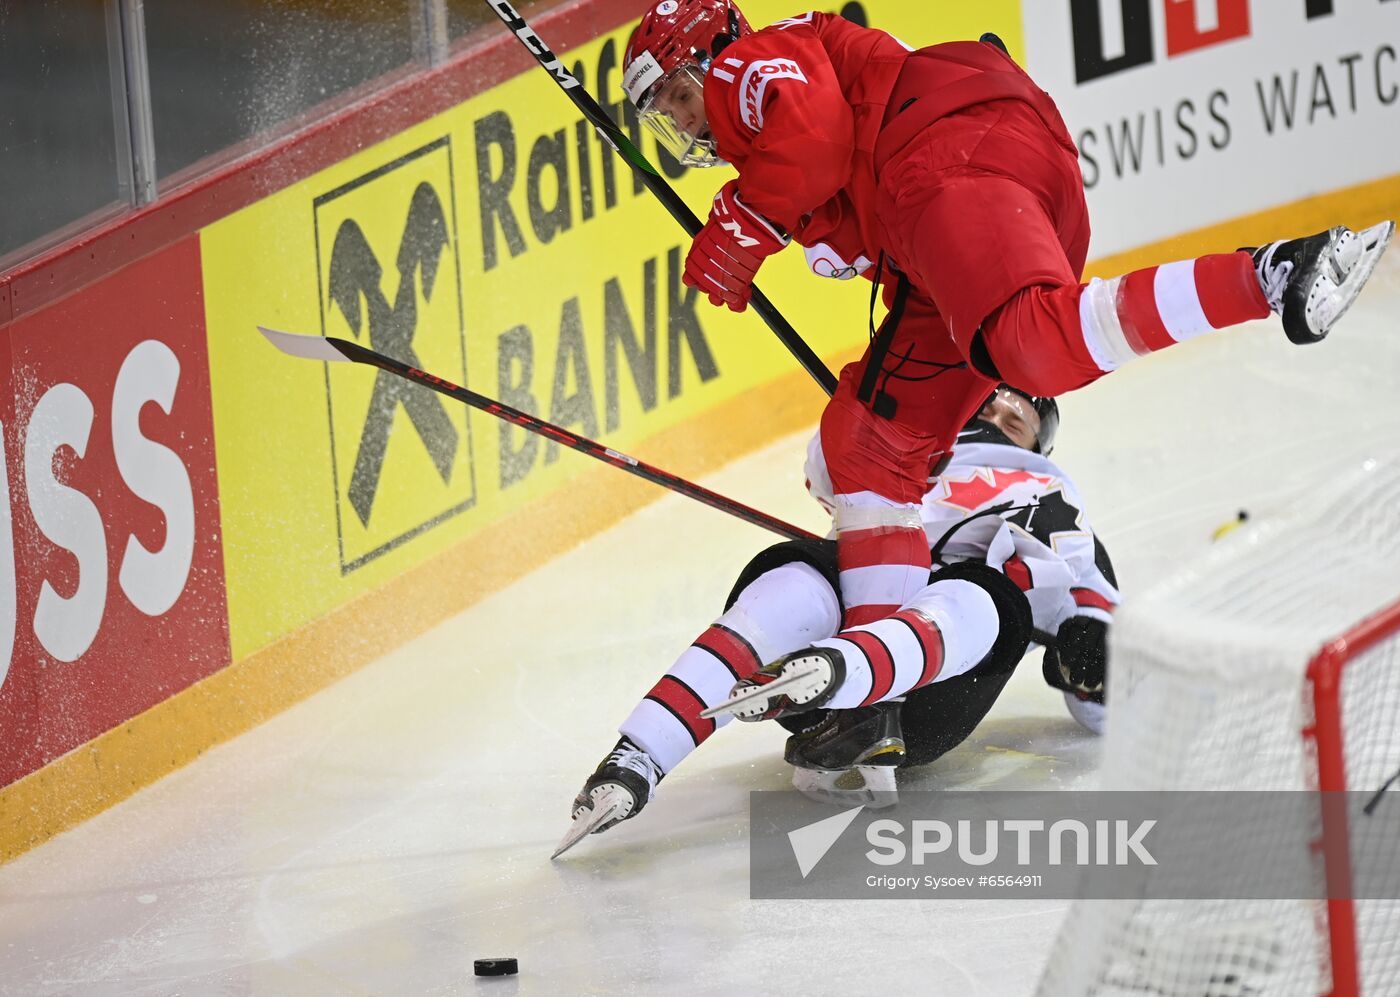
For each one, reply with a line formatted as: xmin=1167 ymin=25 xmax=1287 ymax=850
xmin=487 ymin=0 xmax=579 ymax=89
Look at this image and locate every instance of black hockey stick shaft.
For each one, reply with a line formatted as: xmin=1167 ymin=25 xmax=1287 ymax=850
xmin=261 ymin=328 xmax=818 ymax=542
xmin=483 ymin=0 xmax=837 ymax=397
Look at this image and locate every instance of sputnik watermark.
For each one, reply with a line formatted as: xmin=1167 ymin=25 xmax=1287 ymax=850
xmin=865 ymin=816 xmax=1157 ymax=866
xmin=787 ymin=805 xmax=1156 ymax=880
xmin=751 ymin=790 xmax=1400 ymax=900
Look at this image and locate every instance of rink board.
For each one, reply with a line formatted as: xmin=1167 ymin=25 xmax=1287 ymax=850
xmin=0 ymin=0 xmax=1396 ymax=862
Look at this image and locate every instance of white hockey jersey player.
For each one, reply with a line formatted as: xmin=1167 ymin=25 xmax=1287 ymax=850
xmin=805 ymin=416 xmax=1119 ymax=732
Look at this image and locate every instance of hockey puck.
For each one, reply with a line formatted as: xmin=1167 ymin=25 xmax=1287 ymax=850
xmin=474 ymin=958 xmax=518 ymax=977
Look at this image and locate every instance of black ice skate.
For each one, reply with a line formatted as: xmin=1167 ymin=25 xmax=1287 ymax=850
xmin=552 ymin=737 xmax=661 ymax=859
xmin=700 ymin=646 xmax=847 ymax=723
xmin=785 ymin=701 xmax=905 ymax=808
xmin=1250 ymin=220 xmax=1393 ymax=344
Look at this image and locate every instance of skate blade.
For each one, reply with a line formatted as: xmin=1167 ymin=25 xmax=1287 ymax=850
xmin=792 ymin=765 xmax=899 ymax=808
xmin=1316 ymin=220 xmax=1394 ymax=336
xmin=698 ymin=663 xmax=823 ymax=720
xmin=550 ymin=790 xmax=628 ymax=860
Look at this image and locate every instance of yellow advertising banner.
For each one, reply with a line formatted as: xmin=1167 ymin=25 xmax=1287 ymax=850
xmin=201 ymin=0 xmax=1023 ymax=660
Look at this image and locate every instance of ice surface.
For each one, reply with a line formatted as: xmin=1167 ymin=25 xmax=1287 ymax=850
xmin=0 ymin=255 xmax=1396 ymax=996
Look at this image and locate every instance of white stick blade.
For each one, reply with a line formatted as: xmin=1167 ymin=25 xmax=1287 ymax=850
xmin=698 ymin=664 xmax=821 ymax=720
xmin=258 ymin=326 xmax=349 ymax=363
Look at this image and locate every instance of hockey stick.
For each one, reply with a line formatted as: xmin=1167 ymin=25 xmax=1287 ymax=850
xmin=483 ymin=0 xmax=837 ymax=397
xmin=697 ymin=660 xmax=825 ymax=720
xmin=258 ymin=327 xmax=819 ymax=543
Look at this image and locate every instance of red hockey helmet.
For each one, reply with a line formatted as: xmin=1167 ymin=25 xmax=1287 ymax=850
xmin=622 ymin=0 xmax=752 ymax=167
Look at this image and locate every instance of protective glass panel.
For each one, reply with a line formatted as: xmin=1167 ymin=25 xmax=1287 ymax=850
xmin=143 ymin=0 xmax=418 ymax=183
xmin=0 ymin=0 xmax=123 ymax=263
xmin=445 ymin=0 xmax=567 ymax=44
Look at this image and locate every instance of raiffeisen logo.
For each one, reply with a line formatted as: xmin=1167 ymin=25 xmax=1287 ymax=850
xmin=1071 ymin=0 xmax=1390 ymax=83
xmin=786 ymin=806 xmax=1158 ymax=879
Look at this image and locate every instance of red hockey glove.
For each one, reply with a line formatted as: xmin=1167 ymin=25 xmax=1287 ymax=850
xmin=683 ymin=180 xmax=789 ymax=312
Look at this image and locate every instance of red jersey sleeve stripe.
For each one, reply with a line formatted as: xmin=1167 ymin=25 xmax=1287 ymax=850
xmin=1004 ymin=554 xmax=1033 ymax=592
xmin=1071 ymin=587 xmax=1115 ymax=612
xmin=892 ymin=610 xmax=945 ymax=689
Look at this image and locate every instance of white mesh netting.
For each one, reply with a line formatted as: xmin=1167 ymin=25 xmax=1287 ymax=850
xmin=1038 ymin=459 xmax=1400 ymax=997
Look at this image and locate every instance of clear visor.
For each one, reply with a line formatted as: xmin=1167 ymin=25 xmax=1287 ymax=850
xmin=636 ymin=65 xmax=723 ymax=168
xmin=978 ymin=387 xmax=1042 ymax=452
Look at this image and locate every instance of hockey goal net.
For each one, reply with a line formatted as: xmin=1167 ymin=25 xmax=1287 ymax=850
xmin=1038 ymin=459 xmax=1400 ymax=997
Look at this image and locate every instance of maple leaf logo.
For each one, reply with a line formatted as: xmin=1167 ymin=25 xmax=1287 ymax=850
xmin=938 ymin=468 xmax=1052 ymax=512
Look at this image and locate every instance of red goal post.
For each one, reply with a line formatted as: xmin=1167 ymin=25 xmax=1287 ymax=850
xmin=1307 ymin=597 xmax=1400 ymax=997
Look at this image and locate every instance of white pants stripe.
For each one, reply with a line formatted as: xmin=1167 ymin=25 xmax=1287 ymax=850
xmin=1154 ymin=259 xmax=1216 ymax=341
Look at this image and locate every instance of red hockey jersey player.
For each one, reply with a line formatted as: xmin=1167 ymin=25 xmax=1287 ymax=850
xmin=621 ymin=1 xmax=1392 ymax=634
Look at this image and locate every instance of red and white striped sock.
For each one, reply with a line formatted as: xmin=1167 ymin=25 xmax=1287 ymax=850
xmin=618 ymin=624 xmax=759 ymax=776
xmin=1077 ymin=251 xmax=1270 ymax=373
xmin=821 ymin=576 xmax=1000 ymax=709
xmin=834 ymin=498 xmax=932 ymax=629
xmin=620 ymin=561 xmax=841 ymax=774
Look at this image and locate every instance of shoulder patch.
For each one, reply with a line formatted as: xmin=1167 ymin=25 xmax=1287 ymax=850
xmin=737 ymin=59 xmax=808 ymax=132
